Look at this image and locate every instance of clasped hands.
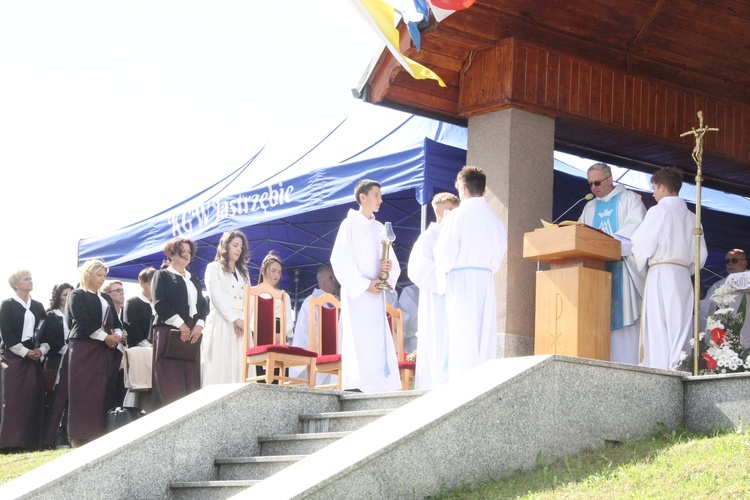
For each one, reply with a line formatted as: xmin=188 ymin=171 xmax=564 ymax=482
xmin=104 ymin=332 xmax=126 ymax=349
xmin=179 ymin=324 xmax=203 ymax=344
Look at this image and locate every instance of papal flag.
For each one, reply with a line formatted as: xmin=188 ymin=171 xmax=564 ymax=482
xmin=353 ymin=0 xmax=446 ymax=88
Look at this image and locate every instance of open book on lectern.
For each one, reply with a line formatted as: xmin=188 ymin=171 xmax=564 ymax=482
xmin=539 ymin=219 xmax=583 ymax=228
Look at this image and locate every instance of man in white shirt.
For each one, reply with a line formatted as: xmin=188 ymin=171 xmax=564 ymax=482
xmin=700 ymin=249 xmax=748 ymax=327
xmin=289 ymin=265 xmax=339 ymax=385
xmin=631 ymin=166 xmax=707 ymax=370
xmin=434 ymin=166 xmax=507 ymax=380
xmin=578 ymin=162 xmax=647 ymax=364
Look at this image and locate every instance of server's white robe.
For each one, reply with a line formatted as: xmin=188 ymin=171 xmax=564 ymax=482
xmin=408 ymin=222 xmax=447 ymax=390
xmin=579 ymin=185 xmax=647 ymax=364
xmin=331 ymin=209 xmax=401 ymax=393
xmin=433 ymin=197 xmax=507 ymax=380
xmin=631 ymin=196 xmax=707 ymax=370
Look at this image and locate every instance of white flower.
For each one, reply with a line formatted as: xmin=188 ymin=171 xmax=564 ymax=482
xmin=715 ymin=307 xmax=736 ymax=316
xmin=689 ymin=338 xmax=695 ymax=347
xmin=706 ymin=317 xmax=725 ymax=331
xmin=710 ymin=284 xmax=738 ymax=308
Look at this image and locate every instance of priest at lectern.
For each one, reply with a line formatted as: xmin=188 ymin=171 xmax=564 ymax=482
xmin=578 ymin=162 xmax=647 ymax=364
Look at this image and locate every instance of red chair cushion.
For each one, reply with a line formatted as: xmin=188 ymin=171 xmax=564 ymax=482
xmin=398 ymin=361 xmax=416 ymax=370
xmin=246 ymin=345 xmax=317 ymax=357
xmin=316 ymin=353 xmax=341 ymax=365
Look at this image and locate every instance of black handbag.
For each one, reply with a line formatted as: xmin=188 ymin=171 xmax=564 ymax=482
xmin=107 ymin=406 xmax=146 ymax=432
xmin=163 ymin=328 xmax=202 ymax=362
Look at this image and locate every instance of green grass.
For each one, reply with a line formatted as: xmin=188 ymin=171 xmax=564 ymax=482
xmin=0 ymin=449 xmax=71 ymax=486
xmin=438 ymin=425 xmax=750 ymax=499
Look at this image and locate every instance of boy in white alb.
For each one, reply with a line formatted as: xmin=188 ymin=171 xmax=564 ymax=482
xmin=330 ymin=180 xmax=401 ymax=392
xmin=408 ymin=192 xmax=459 ymax=390
xmin=434 ymin=166 xmax=507 ymax=380
xmin=631 ymin=166 xmax=707 ymax=370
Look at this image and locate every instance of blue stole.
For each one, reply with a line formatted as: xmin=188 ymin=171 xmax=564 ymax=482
xmin=592 ymin=193 xmax=626 ymax=330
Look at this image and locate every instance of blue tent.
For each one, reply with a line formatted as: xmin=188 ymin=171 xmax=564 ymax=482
xmin=79 ymin=104 xmax=749 ymax=305
xmin=77 ymin=104 xmax=469 ymax=304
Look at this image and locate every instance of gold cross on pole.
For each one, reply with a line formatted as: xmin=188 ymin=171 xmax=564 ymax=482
xmin=680 ymin=110 xmax=718 ymax=376
xmin=680 ymin=110 xmax=719 ymax=180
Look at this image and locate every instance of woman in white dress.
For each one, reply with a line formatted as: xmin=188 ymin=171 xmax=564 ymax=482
xmin=201 ymin=230 xmax=251 ymax=386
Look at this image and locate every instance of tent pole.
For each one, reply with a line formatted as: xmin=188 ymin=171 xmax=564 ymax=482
xmin=420 ymin=204 xmax=427 ymax=233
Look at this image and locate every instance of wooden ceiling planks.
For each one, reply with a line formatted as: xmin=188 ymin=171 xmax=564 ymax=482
xmin=360 ymin=0 xmax=750 ymax=195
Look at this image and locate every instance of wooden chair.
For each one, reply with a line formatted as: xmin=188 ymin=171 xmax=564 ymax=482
xmin=242 ymin=283 xmax=317 ymax=386
xmin=308 ymin=293 xmax=342 ymax=389
xmin=386 ymin=303 xmax=415 ymax=391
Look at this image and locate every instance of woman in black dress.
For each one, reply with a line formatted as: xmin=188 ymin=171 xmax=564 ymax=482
xmin=66 ymin=260 xmax=124 ymax=447
xmin=151 ymin=238 xmax=207 ymax=409
xmin=40 ymin=283 xmax=73 ymax=389
xmin=0 ymin=270 xmax=47 ymax=451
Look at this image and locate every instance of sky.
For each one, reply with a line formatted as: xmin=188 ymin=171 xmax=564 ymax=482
xmin=0 ymin=0 xmax=382 ymax=305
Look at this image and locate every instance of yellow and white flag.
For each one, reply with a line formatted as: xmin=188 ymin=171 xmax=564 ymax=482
xmin=353 ymin=0 xmax=446 ymax=87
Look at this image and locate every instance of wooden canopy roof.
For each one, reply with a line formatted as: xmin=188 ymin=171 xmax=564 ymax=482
xmin=360 ymin=0 xmax=750 ymax=197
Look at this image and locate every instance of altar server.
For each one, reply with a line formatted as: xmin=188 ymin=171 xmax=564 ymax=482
xmin=434 ymin=166 xmax=507 ymax=380
xmin=408 ymin=192 xmax=459 ymax=390
xmin=631 ymin=166 xmax=707 ymax=370
xmin=331 ymin=179 xmax=401 ymax=393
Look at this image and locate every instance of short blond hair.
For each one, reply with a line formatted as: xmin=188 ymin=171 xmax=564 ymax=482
xmin=101 ymin=280 xmax=123 ymax=294
xmin=431 ymin=192 xmax=459 ymax=207
xmin=79 ymin=259 xmax=108 ymax=293
xmin=8 ymin=270 xmax=31 ymax=291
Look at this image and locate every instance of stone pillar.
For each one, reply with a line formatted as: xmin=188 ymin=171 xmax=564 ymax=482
xmin=467 ymin=107 xmax=555 ymax=358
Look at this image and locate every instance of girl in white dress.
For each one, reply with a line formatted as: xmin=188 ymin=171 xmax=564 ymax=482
xmin=201 ymin=230 xmax=251 ymax=386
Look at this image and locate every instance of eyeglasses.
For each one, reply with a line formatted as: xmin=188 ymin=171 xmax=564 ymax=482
xmin=726 ymin=258 xmax=746 ymax=264
xmin=109 ymin=288 xmax=124 ymax=293
xmin=588 ymin=176 xmax=611 ymax=187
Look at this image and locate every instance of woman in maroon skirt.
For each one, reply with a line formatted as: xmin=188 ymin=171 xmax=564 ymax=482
xmin=66 ymin=260 xmax=123 ymax=447
xmin=0 ymin=270 xmax=47 ymax=451
xmin=151 ymin=238 xmax=207 ymax=409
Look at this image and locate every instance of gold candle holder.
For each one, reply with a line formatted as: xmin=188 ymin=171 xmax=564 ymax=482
xmin=376 ymin=239 xmax=393 ymax=291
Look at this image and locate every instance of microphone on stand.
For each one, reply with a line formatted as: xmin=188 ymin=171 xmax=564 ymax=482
xmin=553 ymin=193 xmax=594 ymax=224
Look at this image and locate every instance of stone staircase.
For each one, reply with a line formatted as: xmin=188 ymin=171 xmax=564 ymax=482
xmin=168 ymin=391 xmax=425 ymax=499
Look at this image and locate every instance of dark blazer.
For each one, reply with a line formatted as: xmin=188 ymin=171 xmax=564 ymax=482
xmin=124 ymin=296 xmax=152 ymax=346
xmin=152 ymin=269 xmax=207 ymax=327
xmin=66 ymin=289 xmax=123 ymax=341
xmin=39 ymin=310 xmax=66 ymax=354
xmin=0 ymin=297 xmax=47 ymax=349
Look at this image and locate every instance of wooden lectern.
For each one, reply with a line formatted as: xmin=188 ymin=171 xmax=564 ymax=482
xmin=523 ymin=224 xmax=621 ymax=361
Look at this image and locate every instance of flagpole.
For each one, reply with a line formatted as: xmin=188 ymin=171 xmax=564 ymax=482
xmin=680 ymin=111 xmax=718 ymax=376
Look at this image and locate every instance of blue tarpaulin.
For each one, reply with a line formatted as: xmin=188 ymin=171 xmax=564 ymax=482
xmin=79 ymin=104 xmax=749 ymax=304
xmin=77 ymin=104 xmax=469 ymax=302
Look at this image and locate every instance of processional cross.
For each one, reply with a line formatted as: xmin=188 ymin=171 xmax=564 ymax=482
xmin=680 ymin=111 xmax=718 ymax=375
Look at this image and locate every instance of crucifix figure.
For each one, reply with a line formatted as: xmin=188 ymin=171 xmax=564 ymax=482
xmin=680 ymin=110 xmax=719 ymax=173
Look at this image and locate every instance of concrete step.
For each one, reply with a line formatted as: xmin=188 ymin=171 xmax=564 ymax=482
xmin=338 ymin=390 xmax=427 ymax=411
xmin=299 ymin=408 xmax=392 ymax=433
xmin=168 ymin=480 xmax=259 ymax=500
xmin=258 ymin=431 xmax=350 ymax=456
xmin=215 ymin=455 xmax=307 ymax=480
